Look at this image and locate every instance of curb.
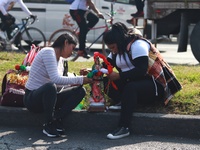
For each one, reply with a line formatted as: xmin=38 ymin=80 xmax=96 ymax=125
xmin=0 ymin=106 xmax=200 ymax=139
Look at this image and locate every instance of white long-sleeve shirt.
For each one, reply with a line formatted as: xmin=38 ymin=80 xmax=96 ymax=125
xmin=0 ymin=0 xmax=32 ymax=15
xmin=70 ymin=0 xmax=88 ymax=10
xmin=25 ymin=47 xmax=83 ymax=90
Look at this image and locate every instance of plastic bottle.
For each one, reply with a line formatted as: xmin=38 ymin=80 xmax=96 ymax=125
xmin=10 ymin=27 xmax=19 ymax=37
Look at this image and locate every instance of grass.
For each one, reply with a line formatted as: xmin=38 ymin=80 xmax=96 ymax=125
xmin=0 ymin=51 xmax=200 ymax=115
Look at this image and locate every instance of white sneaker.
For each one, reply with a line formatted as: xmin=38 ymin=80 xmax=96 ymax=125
xmin=11 ymin=44 xmax=19 ymax=50
xmin=0 ymin=31 xmax=6 ymax=39
xmin=107 ymin=127 xmax=130 ymax=140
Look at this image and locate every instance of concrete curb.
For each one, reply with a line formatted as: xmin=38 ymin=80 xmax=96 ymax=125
xmin=0 ymin=106 xmax=200 ymax=139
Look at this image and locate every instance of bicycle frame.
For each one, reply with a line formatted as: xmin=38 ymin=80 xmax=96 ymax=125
xmin=0 ymin=16 xmax=46 ymax=52
xmin=71 ymin=0 xmax=114 ymax=40
xmin=88 ymin=19 xmax=112 ymax=45
xmin=47 ymin=1 xmax=115 ymax=57
xmin=83 ymin=2 xmax=115 ymax=55
xmin=10 ymin=17 xmax=34 ymax=43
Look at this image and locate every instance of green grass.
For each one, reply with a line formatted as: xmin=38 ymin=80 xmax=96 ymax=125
xmin=1 ymin=51 xmax=200 ymax=115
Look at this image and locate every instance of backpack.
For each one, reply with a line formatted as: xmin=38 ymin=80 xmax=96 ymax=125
xmin=126 ymin=38 xmax=182 ymax=105
xmin=65 ymin=0 xmax=75 ymax=4
xmin=0 ymin=44 xmax=40 ymax=107
xmin=0 ymin=69 xmax=28 ymax=107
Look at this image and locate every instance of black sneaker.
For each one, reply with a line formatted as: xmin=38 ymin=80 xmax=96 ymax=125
xmin=43 ymin=122 xmax=60 ymax=138
xmin=131 ymin=11 xmax=144 ymax=18
xmin=126 ymin=19 xmax=134 ymax=25
xmin=55 ymin=119 xmax=65 ymax=133
xmin=71 ymin=50 xmax=91 ymax=61
xmin=107 ymin=127 xmax=130 ymax=140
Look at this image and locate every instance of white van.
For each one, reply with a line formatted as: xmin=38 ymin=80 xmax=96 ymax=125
xmin=10 ymin=0 xmax=136 ymax=43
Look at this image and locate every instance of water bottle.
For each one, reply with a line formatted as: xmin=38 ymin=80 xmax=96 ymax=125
xmin=10 ymin=27 xmax=19 ymax=37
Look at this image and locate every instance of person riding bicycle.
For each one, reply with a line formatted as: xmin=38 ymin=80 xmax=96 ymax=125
xmin=0 ymin=0 xmax=36 ymax=50
xmin=70 ymin=0 xmax=104 ymax=61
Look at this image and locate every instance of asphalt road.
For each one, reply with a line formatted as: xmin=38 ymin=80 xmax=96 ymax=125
xmin=0 ymin=125 xmax=200 ymax=150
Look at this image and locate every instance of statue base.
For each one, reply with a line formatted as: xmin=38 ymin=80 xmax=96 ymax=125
xmin=87 ymin=102 xmax=106 ymax=112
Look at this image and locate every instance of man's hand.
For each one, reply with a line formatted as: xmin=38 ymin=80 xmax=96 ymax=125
xmin=97 ymin=13 xmax=104 ymax=19
xmin=29 ymin=15 xmax=37 ymax=24
xmin=30 ymin=15 xmax=37 ymax=20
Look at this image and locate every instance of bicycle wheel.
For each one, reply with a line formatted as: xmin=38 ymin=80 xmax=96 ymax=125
xmin=20 ymin=27 xmax=46 ymax=53
xmin=48 ymin=28 xmax=78 ymax=46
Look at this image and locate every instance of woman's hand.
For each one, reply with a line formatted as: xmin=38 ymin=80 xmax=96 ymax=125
xmin=80 ymin=68 xmax=90 ymax=76
xmin=106 ymin=71 xmax=120 ymax=81
xmin=83 ymin=77 xmax=93 ymax=84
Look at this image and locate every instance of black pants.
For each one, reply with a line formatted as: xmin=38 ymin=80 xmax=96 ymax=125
xmin=0 ymin=12 xmax=15 ymax=39
xmin=70 ymin=9 xmax=99 ymax=51
xmin=135 ymin=0 xmax=145 ymax=12
xmin=23 ymin=83 xmax=86 ymax=123
xmin=104 ymin=77 xmax=164 ymax=128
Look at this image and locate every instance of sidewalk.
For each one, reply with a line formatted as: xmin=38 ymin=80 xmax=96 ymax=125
xmin=0 ymin=106 xmax=200 ymax=139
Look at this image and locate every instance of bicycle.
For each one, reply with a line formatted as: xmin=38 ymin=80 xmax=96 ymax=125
xmin=48 ymin=1 xmax=116 ymax=61
xmin=0 ymin=16 xmax=46 ymax=53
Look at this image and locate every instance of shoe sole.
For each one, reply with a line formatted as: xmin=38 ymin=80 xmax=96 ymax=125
xmin=56 ymin=128 xmax=65 ymax=135
xmin=107 ymin=132 xmax=130 ymax=140
xmin=57 ymin=130 xmax=65 ymax=136
xmin=56 ymin=128 xmax=64 ymax=132
xmin=109 ymin=106 xmax=121 ymax=110
xmin=42 ymin=129 xmax=59 ymax=138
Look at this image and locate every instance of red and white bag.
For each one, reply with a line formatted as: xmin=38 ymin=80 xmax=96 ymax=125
xmin=22 ymin=44 xmax=41 ymax=66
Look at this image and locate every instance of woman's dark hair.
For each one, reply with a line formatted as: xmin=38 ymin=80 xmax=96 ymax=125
xmin=51 ymin=33 xmax=78 ymax=50
xmin=103 ymin=22 xmax=138 ymax=59
xmin=103 ymin=22 xmax=136 ymax=55
xmin=103 ymin=22 xmax=137 ymax=66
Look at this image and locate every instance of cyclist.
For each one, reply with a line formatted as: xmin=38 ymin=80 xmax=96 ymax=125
xmin=0 ymin=0 xmax=36 ymax=50
xmin=70 ymin=0 xmax=104 ymax=61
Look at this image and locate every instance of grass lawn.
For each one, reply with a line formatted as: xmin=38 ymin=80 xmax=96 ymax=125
xmin=0 ymin=51 xmax=200 ymax=115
